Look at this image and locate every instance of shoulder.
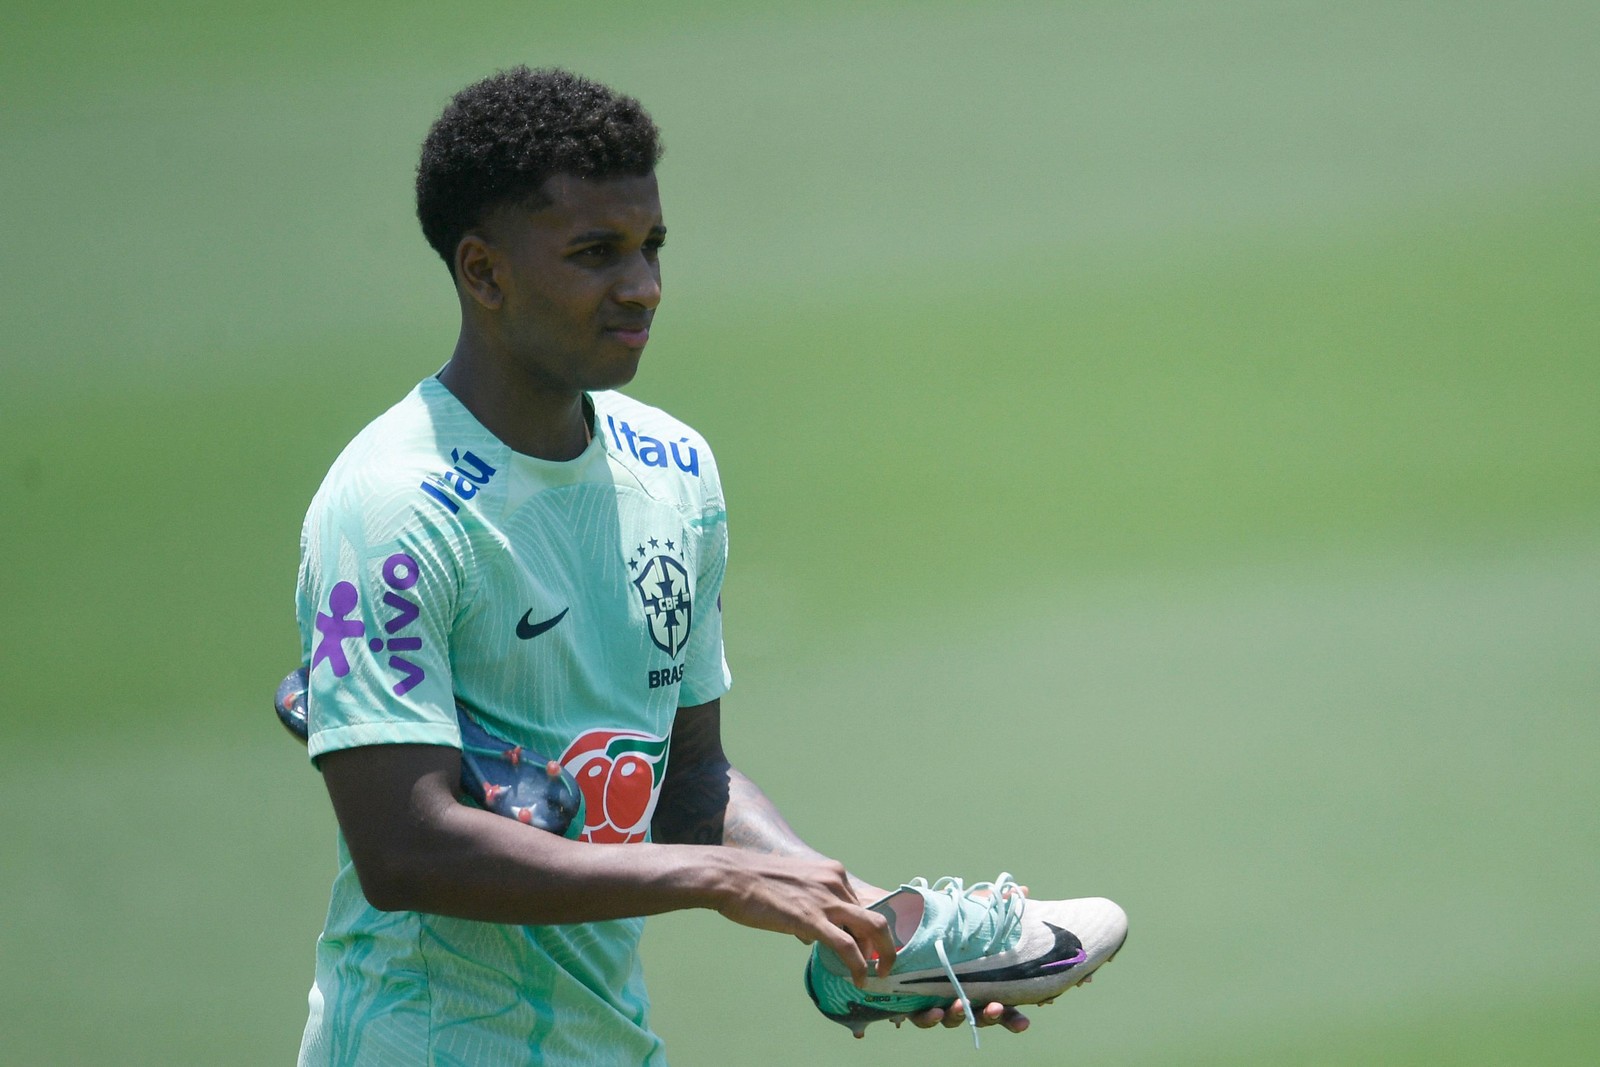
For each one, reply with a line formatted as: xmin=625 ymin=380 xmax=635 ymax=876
xmin=302 ymin=380 xmax=496 ymax=559
xmin=592 ymin=390 xmax=723 ymax=500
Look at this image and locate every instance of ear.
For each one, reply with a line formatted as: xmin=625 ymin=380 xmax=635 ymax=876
xmin=455 ymin=233 xmax=503 ymax=311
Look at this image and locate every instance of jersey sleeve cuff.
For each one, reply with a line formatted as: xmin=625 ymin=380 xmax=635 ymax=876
xmin=307 ymin=720 xmax=462 ymax=761
xmin=677 ymin=674 xmax=732 ymax=707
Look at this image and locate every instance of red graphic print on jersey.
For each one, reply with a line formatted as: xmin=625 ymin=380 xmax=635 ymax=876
xmin=560 ymin=729 xmax=670 ymax=844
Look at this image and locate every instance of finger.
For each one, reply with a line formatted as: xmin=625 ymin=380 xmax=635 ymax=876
xmin=941 ymin=999 xmax=967 ymax=1028
xmin=859 ymin=908 xmax=897 ymax=974
xmin=975 ymin=1002 xmax=1027 ymax=1029
xmin=819 ymin=926 xmax=870 ymax=987
xmin=909 ymin=1007 xmax=945 ymax=1029
xmin=838 ymin=905 xmax=896 ymax=976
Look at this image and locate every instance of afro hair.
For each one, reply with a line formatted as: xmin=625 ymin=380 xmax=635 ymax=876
xmin=416 ymin=67 xmax=664 ymax=274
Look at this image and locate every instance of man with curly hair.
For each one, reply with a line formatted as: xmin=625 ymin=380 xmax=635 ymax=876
xmin=292 ymin=67 xmax=1026 ymax=1064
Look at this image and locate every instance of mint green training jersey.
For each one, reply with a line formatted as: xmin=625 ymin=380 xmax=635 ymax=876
xmin=294 ymin=378 xmax=731 ymax=1066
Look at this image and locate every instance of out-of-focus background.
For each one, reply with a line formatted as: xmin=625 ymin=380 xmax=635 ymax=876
xmin=3 ymin=2 xmax=1595 ymax=1063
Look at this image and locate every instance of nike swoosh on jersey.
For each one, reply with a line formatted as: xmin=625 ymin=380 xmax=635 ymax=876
xmin=516 ymin=607 xmax=569 ymax=640
xmin=901 ymin=923 xmax=1085 ymax=985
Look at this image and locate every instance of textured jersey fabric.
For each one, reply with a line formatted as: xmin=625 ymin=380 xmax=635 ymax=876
xmin=294 ymin=376 xmax=730 ymax=1066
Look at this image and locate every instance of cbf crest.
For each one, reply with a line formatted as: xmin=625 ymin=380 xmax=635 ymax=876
xmin=629 ymin=539 xmax=693 ymax=658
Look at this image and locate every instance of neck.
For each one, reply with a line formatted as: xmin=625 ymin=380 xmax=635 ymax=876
xmin=438 ymin=336 xmax=592 ymax=461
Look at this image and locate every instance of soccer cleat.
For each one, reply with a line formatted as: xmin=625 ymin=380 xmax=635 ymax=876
xmin=804 ymin=873 xmax=1127 ymax=1046
xmin=274 ymin=665 xmax=586 ymax=838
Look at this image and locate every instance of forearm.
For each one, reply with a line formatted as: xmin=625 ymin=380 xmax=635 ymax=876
xmin=351 ymin=787 xmax=740 ymax=924
xmin=727 ymin=769 xmax=886 ymax=901
xmin=323 ymin=742 xmax=742 ymax=925
xmin=322 ymin=729 xmax=895 ymax=977
xmin=654 ymin=759 xmax=883 ymax=901
xmin=353 ymin=783 xmax=887 ymax=975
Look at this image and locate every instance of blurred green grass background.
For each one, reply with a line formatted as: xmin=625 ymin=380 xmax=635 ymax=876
xmin=2 ymin=2 xmax=1596 ymax=1064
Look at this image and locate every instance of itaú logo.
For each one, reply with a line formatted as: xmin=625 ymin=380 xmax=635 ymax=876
xmin=559 ymin=729 xmax=670 ymax=843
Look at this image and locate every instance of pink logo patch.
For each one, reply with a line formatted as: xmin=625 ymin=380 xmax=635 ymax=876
xmin=560 ymin=729 xmax=670 ymax=843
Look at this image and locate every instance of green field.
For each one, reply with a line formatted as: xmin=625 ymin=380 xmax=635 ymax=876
xmin=3 ymin=2 xmax=1596 ymax=1063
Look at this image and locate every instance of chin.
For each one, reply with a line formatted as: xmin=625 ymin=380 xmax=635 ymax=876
xmin=587 ymin=352 xmax=645 ymax=391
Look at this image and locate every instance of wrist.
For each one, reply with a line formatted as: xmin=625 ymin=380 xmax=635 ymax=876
xmin=659 ymin=844 xmax=743 ymax=912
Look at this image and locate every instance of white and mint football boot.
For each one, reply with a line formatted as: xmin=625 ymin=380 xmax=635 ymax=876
xmin=804 ymin=873 xmax=1127 ymax=1046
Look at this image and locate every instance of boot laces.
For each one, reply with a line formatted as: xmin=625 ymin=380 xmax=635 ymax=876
xmin=906 ymin=872 xmax=1024 ymax=1049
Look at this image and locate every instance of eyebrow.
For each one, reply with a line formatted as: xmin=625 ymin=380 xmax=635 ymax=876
xmin=566 ymin=225 xmax=667 ymax=247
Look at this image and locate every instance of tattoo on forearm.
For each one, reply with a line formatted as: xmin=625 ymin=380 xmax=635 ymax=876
xmin=653 ymin=761 xmax=817 ymax=859
xmin=721 ymin=770 xmax=816 ymax=858
xmin=654 ymin=758 xmax=879 ymax=898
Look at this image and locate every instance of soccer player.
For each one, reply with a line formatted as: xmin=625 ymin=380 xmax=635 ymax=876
xmin=293 ymin=67 xmax=1027 ymax=1064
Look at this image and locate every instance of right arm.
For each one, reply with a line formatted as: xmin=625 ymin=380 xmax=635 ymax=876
xmin=319 ymin=741 xmax=892 ymax=982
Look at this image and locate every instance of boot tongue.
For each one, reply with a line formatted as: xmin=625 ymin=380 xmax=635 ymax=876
xmin=813 ymin=887 xmax=933 ymax=980
xmin=869 ymin=888 xmax=928 ymax=949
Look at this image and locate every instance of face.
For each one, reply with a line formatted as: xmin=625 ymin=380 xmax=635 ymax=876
xmin=470 ymin=172 xmax=665 ymax=395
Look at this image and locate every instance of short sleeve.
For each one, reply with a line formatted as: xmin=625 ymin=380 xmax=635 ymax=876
xmin=676 ymin=456 xmax=732 ymax=707
xmin=295 ymin=485 xmax=466 ymax=760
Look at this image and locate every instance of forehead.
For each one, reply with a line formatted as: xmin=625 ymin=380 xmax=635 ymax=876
xmin=521 ymin=172 xmax=663 ymax=238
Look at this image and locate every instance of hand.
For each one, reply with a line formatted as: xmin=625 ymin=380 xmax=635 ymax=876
xmin=712 ymin=853 xmax=896 ymax=986
xmin=856 ymin=878 xmax=1031 ymax=1039
xmin=901 ymin=1000 xmax=1030 ymax=1035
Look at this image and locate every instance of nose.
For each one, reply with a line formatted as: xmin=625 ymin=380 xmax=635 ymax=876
xmin=615 ymin=250 xmax=662 ymax=310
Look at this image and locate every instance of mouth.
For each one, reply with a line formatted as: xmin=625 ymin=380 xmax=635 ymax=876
xmin=604 ymin=323 xmax=652 ymax=349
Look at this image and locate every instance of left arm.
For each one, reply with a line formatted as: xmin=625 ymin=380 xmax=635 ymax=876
xmin=653 ymin=698 xmax=1029 ymax=1036
xmin=652 ymin=698 xmax=882 ymax=901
